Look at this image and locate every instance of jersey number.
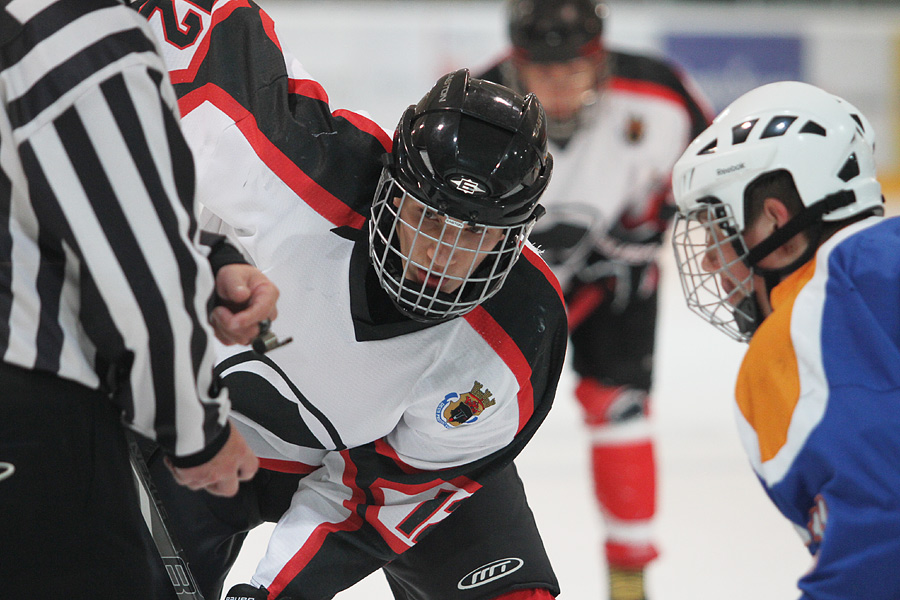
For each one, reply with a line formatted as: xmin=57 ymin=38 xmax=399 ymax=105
xmin=138 ymin=0 xmax=212 ymax=49
xmin=396 ymin=489 xmax=465 ymax=544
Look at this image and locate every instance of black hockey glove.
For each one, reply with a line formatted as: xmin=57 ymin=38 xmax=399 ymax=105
xmin=577 ymin=246 xmax=659 ymax=313
xmin=224 ymin=583 xmax=278 ymax=600
xmin=529 ymin=207 xmax=662 ymax=311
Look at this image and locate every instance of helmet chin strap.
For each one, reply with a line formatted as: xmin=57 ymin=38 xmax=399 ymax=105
xmin=734 ymin=190 xmax=857 ymax=337
xmin=744 ymin=189 xmax=856 ymax=269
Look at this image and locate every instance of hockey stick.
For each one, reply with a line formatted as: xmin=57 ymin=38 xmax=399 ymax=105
xmin=128 ymin=433 xmax=206 ymax=600
xmin=128 ymin=322 xmax=289 ymax=599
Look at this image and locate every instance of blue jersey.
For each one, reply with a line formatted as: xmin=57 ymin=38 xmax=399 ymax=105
xmin=735 ymin=215 xmax=900 ymax=599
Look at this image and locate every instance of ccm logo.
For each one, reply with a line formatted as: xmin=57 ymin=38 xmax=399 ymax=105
xmin=457 ymin=558 xmax=524 ymax=589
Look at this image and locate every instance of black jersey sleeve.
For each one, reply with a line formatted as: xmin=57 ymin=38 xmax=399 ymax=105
xmin=138 ymin=0 xmax=392 ymax=233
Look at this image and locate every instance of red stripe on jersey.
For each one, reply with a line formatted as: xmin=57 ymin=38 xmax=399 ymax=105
xmin=178 ymin=84 xmax=367 ymax=229
xmin=267 ymin=453 xmax=366 ymax=598
xmin=523 ymin=246 xmax=564 ymax=306
xmin=258 ymin=458 xmax=317 ymax=475
xmin=258 ymin=7 xmax=280 ymax=52
xmin=168 ymin=0 xmax=249 ymax=85
xmin=287 ymin=78 xmax=329 ymax=103
xmin=609 ymin=76 xmax=692 ymax=112
xmin=373 ymin=438 xmax=421 ymax=474
xmin=335 ymin=109 xmax=392 ymax=152
xmin=464 ymin=308 xmax=535 ymax=434
xmin=619 ymin=177 xmax=672 ymax=231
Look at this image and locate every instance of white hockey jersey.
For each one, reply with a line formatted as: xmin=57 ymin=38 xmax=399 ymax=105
xmin=481 ymin=53 xmax=711 ymax=291
xmin=139 ymin=1 xmax=567 ymax=597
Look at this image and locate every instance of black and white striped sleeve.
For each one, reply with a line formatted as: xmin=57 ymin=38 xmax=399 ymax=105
xmin=0 ymin=0 xmax=230 ymax=461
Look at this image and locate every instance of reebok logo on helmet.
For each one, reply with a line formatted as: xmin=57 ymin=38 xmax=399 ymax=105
xmin=716 ymin=162 xmax=745 ymax=176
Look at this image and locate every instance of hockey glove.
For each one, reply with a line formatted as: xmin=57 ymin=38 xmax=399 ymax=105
xmin=224 ymin=583 xmax=278 ymax=600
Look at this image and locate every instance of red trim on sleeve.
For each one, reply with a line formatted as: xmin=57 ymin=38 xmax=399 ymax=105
xmin=335 ymin=109 xmax=392 ymax=152
xmin=619 ymin=178 xmax=673 ymax=231
xmin=464 ymin=308 xmax=535 ymax=434
xmin=373 ymin=438 xmax=420 ymax=474
xmin=168 ymin=0 xmax=250 ymax=85
xmin=257 ymin=458 xmax=317 ymax=475
xmin=178 ymin=84 xmax=367 ymax=229
xmin=258 ymin=7 xmax=281 ymax=52
xmin=266 ymin=453 xmax=366 ymax=598
xmin=285 ymin=85 xmax=390 ymax=152
xmin=288 ymin=78 xmax=329 ymax=103
xmin=609 ymin=76 xmax=691 ymax=112
xmin=523 ymin=246 xmax=564 ymax=306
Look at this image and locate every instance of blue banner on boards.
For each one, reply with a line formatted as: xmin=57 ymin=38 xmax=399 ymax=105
xmin=664 ymin=35 xmax=804 ymax=113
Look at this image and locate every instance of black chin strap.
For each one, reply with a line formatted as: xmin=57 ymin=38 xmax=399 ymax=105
xmin=735 ymin=190 xmax=857 ymax=331
xmin=744 ymin=190 xmax=856 ymax=268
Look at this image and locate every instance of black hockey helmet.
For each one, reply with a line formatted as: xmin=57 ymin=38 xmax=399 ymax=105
xmin=508 ymin=0 xmax=606 ymax=63
xmin=369 ymin=69 xmax=553 ymax=322
xmin=391 ymin=68 xmax=552 ymax=226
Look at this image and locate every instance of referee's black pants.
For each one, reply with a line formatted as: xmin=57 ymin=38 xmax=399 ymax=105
xmin=0 ymin=362 xmax=155 ymax=599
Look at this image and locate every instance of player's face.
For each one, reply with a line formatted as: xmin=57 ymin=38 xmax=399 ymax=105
xmin=700 ymin=219 xmax=773 ymax=317
xmin=515 ymin=56 xmax=599 ymax=122
xmin=393 ymin=196 xmax=506 ymax=294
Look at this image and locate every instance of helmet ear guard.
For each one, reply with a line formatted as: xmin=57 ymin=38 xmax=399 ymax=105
xmin=670 ymin=81 xmax=884 ymax=341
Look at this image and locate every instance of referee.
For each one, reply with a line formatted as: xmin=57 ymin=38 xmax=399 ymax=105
xmin=0 ymin=0 xmax=263 ymax=596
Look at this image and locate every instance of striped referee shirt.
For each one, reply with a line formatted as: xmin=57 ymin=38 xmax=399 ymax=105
xmin=0 ymin=0 xmax=230 ymax=463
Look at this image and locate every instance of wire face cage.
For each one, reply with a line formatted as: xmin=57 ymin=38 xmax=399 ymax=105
xmin=369 ymin=173 xmax=533 ymax=322
xmin=671 ymin=201 xmax=757 ymax=343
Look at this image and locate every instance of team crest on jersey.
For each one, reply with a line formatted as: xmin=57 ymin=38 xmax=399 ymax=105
xmin=436 ymin=381 xmax=496 ymax=428
xmin=624 ymin=115 xmax=645 ymax=143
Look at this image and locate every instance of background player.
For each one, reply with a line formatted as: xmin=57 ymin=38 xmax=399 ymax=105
xmin=137 ymin=1 xmax=569 ymax=598
xmin=670 ymin=81 xmax=897 ymax=599
xmin=478 ymin=1 xmax=711 ymax=598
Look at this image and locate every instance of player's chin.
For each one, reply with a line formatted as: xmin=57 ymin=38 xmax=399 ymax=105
xmin=410 ymin=268 xmax=459 ymax=293
xmin=404 ymin=274 xmax=460 ymax=295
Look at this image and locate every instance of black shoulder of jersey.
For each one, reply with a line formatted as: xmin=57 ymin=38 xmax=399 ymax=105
xmin=608 ymin=49 xmax=710 ymax=135
xmin=166 ymin=2 xmax=385 ymax=225
xmin=480 ymin=252 xmax=567 ymax=397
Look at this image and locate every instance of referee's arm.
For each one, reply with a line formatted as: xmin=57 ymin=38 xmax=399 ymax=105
xmin=18 ymin=60 xmax=230 ymax=464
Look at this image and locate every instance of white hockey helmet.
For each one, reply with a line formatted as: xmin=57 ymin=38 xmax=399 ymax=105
xmin=671 ymin=81 xmax=883 ymax=341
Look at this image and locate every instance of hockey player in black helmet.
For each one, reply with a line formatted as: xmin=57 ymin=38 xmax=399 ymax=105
xmin=138 ymin=3 xmax=568 ymax=600
xmin=370 ymin=69 xmax=552 ymax=322
xmin=479 ymin=2 xmax=712 ymax=599
xmin=505 ymin=0 xmax=609 ymax=144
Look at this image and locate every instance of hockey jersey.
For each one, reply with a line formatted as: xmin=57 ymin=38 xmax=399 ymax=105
xmin=734 ymin=215 xmax=900 ymax=599
xmin=138 ymin=1 xmax=567 ymax=598
xmin=480 ymin=52 xmax=711 ymax=291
